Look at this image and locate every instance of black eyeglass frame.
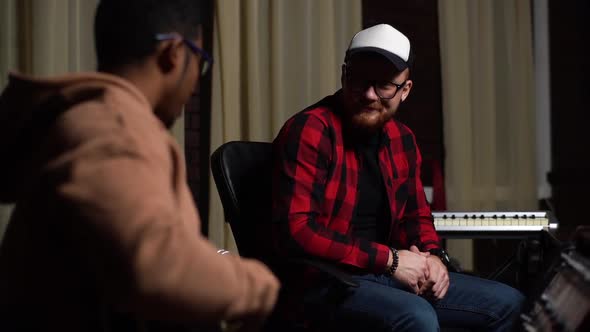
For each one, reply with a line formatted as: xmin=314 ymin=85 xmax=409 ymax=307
xmin=344 ymin=64 xmax=407 ymax=100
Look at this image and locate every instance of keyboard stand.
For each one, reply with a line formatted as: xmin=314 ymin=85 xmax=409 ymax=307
xmin=439 ymin=230 xmax=559 ymax=295
xmin=486 ymin=238 xmax=542 ymax=290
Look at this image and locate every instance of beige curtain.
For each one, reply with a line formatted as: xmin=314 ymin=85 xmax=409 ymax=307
xmin=209 ymin=0 xmax=362 ymax=250
xmin=0 ymin=0 xmax=186 ymax=242
xmin=0 ymin=0 xmax=100 ymax=241
xmin=438 ymin=0 xmax=537 ymax=270
xmin=0 ymin=0 xmax=18 ymax=241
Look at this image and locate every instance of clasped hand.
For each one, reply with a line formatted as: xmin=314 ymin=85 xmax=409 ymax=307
xmin=392 ymin=245 xmax=449 ymax=300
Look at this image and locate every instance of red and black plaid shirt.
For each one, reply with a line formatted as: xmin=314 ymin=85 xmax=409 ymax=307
xmin=272 ymin=91 xmax=441 ymax=274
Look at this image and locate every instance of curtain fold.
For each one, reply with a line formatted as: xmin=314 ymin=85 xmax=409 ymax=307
xmin=0 ymin=0 xmax=100 ymax=242
xmin=438 ymin=0 xmax=537 ymax=270
xmin=208 ymin=0 xmax=361 ymax=250
xmin=0 ymin=0 xmax=18 ymax=241
xmin=0 ymin=0 xmax=190 ymax=242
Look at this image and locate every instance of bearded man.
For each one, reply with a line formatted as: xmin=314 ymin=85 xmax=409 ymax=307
xmin=271 ymin=24 xmax=523 ymax=331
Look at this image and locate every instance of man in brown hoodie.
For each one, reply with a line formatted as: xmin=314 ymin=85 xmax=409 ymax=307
xmin=0 ymin=1 xmax=279 ymax=331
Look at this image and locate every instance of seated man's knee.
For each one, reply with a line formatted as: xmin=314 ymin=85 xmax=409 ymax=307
xmin=390 ymin=297 xmax=439 ymax=331
xmin=331 ymin=296 xmax=439 ymax=332
xmin=486 ymin=283 xmax=525 ymax=331
xmin=498 ymin=286 xmax=525 ymax=318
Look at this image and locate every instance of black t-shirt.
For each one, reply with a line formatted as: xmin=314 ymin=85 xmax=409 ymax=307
xmin=351 ymin=133 xmax=391 ymax=243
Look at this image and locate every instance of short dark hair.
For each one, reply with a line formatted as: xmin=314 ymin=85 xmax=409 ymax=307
xmin=94 ymin=0 xmax=202 ymax=70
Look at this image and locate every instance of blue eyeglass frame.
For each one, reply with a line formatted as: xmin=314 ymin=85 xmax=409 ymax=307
xmin=155 ymin=33 xmax=213 ymax=76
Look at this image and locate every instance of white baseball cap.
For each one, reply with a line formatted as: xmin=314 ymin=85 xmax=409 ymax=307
xmin=346 ymin=24 xmax=413 ymax=71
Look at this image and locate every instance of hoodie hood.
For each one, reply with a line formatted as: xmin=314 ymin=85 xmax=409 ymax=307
xmin=0 ymin=72 xmax=146 ymax=203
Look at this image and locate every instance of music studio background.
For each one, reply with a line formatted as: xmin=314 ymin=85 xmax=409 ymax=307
xmin=0 ymin=0 xmax=589 ymax=330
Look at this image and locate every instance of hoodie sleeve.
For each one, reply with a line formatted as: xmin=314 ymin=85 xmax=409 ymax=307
xmin=50 ymin=110 xmax=279 ymax=325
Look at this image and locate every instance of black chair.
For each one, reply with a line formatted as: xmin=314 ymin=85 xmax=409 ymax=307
xmin=210 ymin=141 xmax=474 ymax=332
xmin=210 ymin=141 xmax=358 ymax=331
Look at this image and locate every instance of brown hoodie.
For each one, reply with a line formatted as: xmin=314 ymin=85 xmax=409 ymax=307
xmin=0 ymin=72 xmax=279 ymax=331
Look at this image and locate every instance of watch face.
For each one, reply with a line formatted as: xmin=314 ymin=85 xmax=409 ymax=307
xmin=430 ymin=248 xmax=450 ymax=265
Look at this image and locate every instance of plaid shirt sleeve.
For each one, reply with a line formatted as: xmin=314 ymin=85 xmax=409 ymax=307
xmin=273 ymin=113 xmax=390 ymax=273
xmin=400 ymin=133 xmax=441 ymax=251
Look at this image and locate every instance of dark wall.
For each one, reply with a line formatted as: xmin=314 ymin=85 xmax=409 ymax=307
xmin=548 ymin=0 xmax=590 ymax=239
xmin=185 ymin=0 xmax=214 ymax=236
xmin=362 ymin=0 xmax=444 ymax=186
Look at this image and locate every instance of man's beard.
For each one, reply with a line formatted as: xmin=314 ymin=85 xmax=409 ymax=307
xmin=347 ymin=107 xmax=394 ymax=135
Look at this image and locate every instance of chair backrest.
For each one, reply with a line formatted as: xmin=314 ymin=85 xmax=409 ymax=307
xmin=210 ymin=141 xmax=273 ymax=259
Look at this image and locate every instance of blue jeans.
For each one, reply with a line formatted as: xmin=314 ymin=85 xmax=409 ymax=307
xmin=304 ymin=272 xmax=524 ymax=331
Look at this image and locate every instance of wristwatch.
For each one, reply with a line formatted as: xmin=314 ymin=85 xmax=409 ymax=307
xmin=428 ymin=248 xmax=451 ymax=267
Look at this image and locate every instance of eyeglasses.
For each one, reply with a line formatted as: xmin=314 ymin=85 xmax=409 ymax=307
xmin=345 ymin=68 xmax=406 ymax=100
xmin=155 ymin=33 xmax=213 ymax=76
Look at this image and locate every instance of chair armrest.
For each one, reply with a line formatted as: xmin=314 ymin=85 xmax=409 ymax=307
xmin=290 ymin=258 xmax=360 ymax=288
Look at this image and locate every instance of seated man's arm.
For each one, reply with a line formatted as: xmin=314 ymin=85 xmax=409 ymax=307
xmin=399 ymin=132 xmax=448 ymax=298
xmin=53 ymin=132 xmax=279 ymax=325
xmin=272 ymin=113 xmax=390 ymax=273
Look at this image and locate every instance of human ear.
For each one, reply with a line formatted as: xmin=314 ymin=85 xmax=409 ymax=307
xmin=400 ymin=79 xmax=413 ymax=102
xmin=155 ymin=38 xmax=184 ymax=74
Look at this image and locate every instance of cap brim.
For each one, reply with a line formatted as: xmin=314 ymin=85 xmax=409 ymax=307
xmin=346 ymin=47 xmax=408 ymax=71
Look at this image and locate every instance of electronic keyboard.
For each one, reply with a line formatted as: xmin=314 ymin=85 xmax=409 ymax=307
xmin=432 ymin=211 xmax=558 ymax=233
